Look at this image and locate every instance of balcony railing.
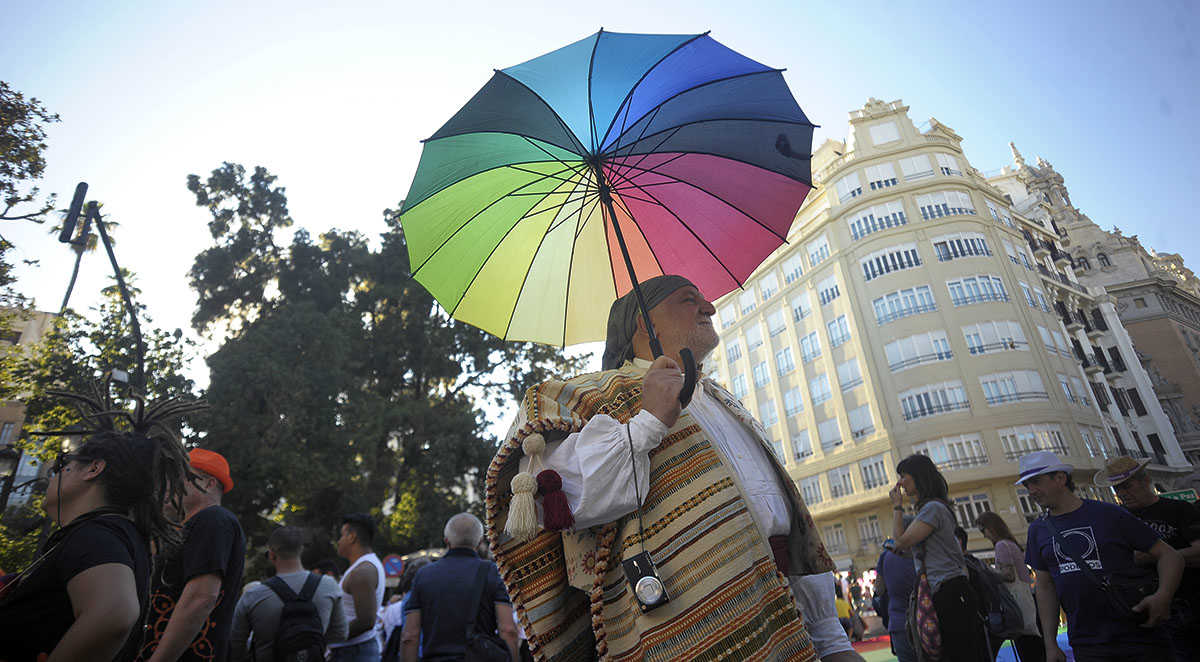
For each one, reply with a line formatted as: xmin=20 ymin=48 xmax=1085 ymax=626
xmin=934 ymin=455 xmax=991 ymax=471
xmin=877 ymin=303 xmax=937 ymax=325
xmin=985 ymin=391 xmax=1050 ymax=406
xmin=1004 ymin=443 xmax=1069 ymax=461
xmin=903 ymin=400 xmax=971 ymax=421
xmin=889 ymin=351 xmax=954 ymax=371
xmin=951 ymin=292 xmax=1009 ymax=307
xmin=967 ymin=340 xmax=1026 ymax=355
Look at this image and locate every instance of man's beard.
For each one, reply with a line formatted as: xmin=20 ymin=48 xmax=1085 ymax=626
xmin=686 ymin=326 xmax=720 ymax=364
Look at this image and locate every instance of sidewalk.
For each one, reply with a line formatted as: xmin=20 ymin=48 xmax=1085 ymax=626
xmin=851 ymin=629 xmax=1074 ymax=661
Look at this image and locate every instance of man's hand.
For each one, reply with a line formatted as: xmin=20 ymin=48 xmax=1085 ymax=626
xmin=642 ymin=355 xmax=683 ymax=428
xmin=1044 ymin=641 xmax=1067 ymax=662
xmin=888 ymin=482 xmax=904 ymax=507
xmin=1133 ymin=591 xmax=1173 ymax=627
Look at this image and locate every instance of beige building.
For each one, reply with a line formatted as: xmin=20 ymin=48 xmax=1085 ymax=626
xmin=0 ymin=309 xmax=58 ymax=508
xmin=988 ymin=153 xmax=1200 ymax=478
xmin=709 ymin=98 xmax=1193 ymax=571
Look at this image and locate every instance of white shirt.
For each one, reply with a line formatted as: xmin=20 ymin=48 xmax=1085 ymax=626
xmin=330 ymin=552 xmax=385 ymax=648
xmin=517 ymin=361 xmax=851 ymax=656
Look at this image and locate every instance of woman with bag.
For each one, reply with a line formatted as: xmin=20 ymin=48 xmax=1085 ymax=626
xmin=886 ymin=453 xmax=989 ymax=662
xmin=976 ymin=512 xmax=1045 ymax=661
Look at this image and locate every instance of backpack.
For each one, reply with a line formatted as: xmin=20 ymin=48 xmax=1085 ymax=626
xmin=263 ymin=573 xmax=326 ymax=662
xmin=962 ymin=553 xmax=1023 ymax=637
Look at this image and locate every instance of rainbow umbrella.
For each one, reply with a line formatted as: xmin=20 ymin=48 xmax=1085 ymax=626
xmin=399 ymin=29 xmax=814 ymax=353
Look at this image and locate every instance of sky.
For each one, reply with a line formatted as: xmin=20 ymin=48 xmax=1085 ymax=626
xmin=4 ymin=0 xmax=1198 ymax=403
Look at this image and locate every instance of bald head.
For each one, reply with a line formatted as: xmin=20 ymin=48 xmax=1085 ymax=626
xmin=444 ymin=512 xmax=485 ymax=549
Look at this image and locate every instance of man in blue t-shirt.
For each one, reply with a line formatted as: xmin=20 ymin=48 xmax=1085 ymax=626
xmin=1018 ymin=451 xmax=1182 ymax=662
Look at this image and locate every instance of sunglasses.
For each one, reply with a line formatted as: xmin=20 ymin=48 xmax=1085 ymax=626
xmin=49 ymin=452 xmax=91 ymax=475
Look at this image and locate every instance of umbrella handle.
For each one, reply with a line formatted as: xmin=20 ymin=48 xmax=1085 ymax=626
xmin=678 ymin=348 xmax=697 ymax=407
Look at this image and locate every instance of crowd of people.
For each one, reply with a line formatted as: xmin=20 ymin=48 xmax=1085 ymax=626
xmin=0 ymin=274 xmax=1197 ymax=662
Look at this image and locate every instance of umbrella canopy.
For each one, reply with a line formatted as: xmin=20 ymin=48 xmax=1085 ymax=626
xmin=400 ymin=30 xmax=815 ymax=346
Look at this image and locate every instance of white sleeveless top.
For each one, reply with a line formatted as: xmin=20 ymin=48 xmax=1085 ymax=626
xmin=329 ymin=552 xmax=385 ymax=648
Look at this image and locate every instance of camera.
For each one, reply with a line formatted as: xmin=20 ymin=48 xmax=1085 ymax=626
xmin=622 ymin=551 xmax=670 ymax=612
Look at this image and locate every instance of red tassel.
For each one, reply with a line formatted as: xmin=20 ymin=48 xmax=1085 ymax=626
xmin=537 ymin=469 xmax=574 ymax=531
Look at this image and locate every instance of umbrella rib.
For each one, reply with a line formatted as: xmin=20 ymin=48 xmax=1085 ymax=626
xmin=547 ymin=190 xmax=599 ymax=235
xmin=448 ymin=174 xmax=587 ymax=322
xmin=563 ymin=170 xmax=600 ymax=347
xmin=600 ymin=68 xmax=810 ymax=153
xmin=505 ymin=163 xmax=588 ymax=187
xmin=418 ymin=129 xmax=584 ymax=157
xmin=607 ymin=105 xmax=665 ymax=167
xmin=409 ymin=163 xmax=585 ymax=277
xmin=603 ymin=156 xmax=793 ymax=243
xmin=500 ymin=175 xmax=594 ymax=342
xmin=602 ymin=164 xmax=743 ymax=290
xmin=616 ymin=124 xmax=685 ymax=177
xmin=516 ymin=135 xmax=593 ymax=180
xmin=613 ymin=144 xmax=690 ymax=188
xmin=492 ymin=70 xmax=590 ymax=155
xmin=597 ymin=32 xmax=710 ymax=150
xmin=587 ymin=30 xmax=602 ymax=154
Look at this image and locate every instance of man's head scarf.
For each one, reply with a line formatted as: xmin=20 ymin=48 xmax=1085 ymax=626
xmin=602 ymin=275 xmax=697 ymax=370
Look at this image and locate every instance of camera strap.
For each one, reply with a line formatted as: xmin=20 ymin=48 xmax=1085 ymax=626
xmin=626 ymin=422 xmax=650 ymax=557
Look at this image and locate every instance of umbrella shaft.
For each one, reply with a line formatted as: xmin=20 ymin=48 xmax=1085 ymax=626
xmin=595 ymin=169 xmax=663 ymax=359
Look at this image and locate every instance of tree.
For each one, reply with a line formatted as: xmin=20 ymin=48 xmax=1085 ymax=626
xmin=0 ymin=81 xmax=60 ymax=223
xmin=0 ymin=276 xmax=198 ymax=568
xmin=188 ymin=163 xmax=586 ymax=555
xmin=48 ymin=201 xmax=118 ymax=313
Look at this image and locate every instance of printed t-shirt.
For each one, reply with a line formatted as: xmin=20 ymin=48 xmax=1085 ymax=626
xmin=137 ymin=505 xmax=246 ymax=662
xmin=405 ymin=548 xmax=510 ymax=659
xmin=0 ymin=513 xmax=150 ymax=662
xmin=1025 ymin=499 xmax=1162 ymax=647
xmin=913 ymin=500 xmax=967 ymax=592
xmin=1127 ymin=496 xmax=1200 ymax=598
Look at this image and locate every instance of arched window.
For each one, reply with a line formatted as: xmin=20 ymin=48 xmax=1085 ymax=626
xmin=1076 ymin=256 xmax=1091 ymax=271
xmin=1098 ymin=253 xmax=1111 ymax=268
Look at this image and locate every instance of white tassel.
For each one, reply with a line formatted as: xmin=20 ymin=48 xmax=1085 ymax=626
xmin=505 ymin=471 xmax=539 ymax=542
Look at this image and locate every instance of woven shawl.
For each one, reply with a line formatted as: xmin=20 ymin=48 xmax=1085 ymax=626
xmin=485 ymin=363 xmax=835 ymax=661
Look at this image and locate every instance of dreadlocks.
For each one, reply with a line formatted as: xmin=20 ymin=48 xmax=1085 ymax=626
xmin=45 ymin=383 xmax=204 ymax=548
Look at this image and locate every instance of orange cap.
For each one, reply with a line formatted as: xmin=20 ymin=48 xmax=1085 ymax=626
xmin=189 ymin=448 xmax=233 ymax=493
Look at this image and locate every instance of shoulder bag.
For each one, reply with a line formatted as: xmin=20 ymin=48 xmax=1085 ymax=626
xmin=464 ymin=562 xmax=510 ymax=662
xmin=905 ymin=515 xmax=943 ymax=661
xmin=1041 ymin=513 xmax=1158 ymax=625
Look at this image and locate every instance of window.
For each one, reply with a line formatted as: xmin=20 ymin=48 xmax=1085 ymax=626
xmin=828 ymin=465 xmax=854 ymax=498
xmin=784 ymin=387 xmax=805 ymax=417
xmin=848 ymin=200 xmax=907 ymax=240
xmin=719 ymin=304 xmax=736 ymax=329
xmin=1052 ymin=330 xmax=1071 ymax=356
xmin=1004 ymin=240 xmax=1026 ymax=268
xmin=914 ymin=433 xmax=988 ymax=470
xmin=859 ymin=454 xmax=888 ymax=490
xmin=800 ymin=475 xmax=822 ymax=504
xmin=981 ymin=370 xmax=1048 ymax=405
xmin=775 ymin=347 xmax=796 ymax=375
xmin=745 ymin=322 xmax=763 ymax=350
xmin=999 ymin=424 xmax=1068 ymax=460
xmin=818 ymin=417 xmax=842 ymax=450
xmin=961 ymin=320 xmax=1026 ymax=355
xmin=899 ymin=381 xmax=969 ymax=420
xmin=835 ymin=173 xmax=862 ymax=203
xmin=935 ymin=153 xmax=962 ymax=176
xmin=817 ymin=274 xmax=840 ymax=305
xmin=1038 ymin=326 xmax=1056 ymax=355
xmin=866 ymin=162 xmax=898 ymax=190
xmin=793 ymin=430 xmax=813 ymax=461
xmin=1127 ymin=389 xmax=1148 ymax=416
xmin=848 ymin=404 xmax=874 ymax=439
xmin=1033 ymin=288 xmax=1049 ymax=312
xmin=1098 ymin=253 xmax=1111 ymax=267
xmin=800 ymin=331 xmax=822 ymax=363
xmin=1134 ymin=297 xmax=1147 ymax=308
xmin=808 ymin=235 xmax=831 ymax=267
xmin=874 ymin=285 xmax=937 ymax=325
xmin=823 ymin=523 xmax=847 ymax=553
xmin=1018 ymin=281 xmax=1036 ymax=308
xmin=869 ymin=121 xmax=900 ymax=144
xmin=837 ymin=358 xmax=863 ymax=391
xmin=1016 ymin=487 xmax=1042 ymax=523
xmin=1059 ymin=374 xmax=1075 ymax=403
xmin=760 ymin=273 xmax=779 ymax=301
xmin=752 ymin=361 xmax=770 ymax=388
xmin=885 ymin=330 xmax=952 ymax=371
xmin=915 ymin=190 xmax=976 ymax=220
xmin=769 ymin=439 xmax=785 ymax=463
xmin=858 ymin=515 xmax=884 ymax=548
xmin=861 ymin=243 xmax=921 ymax=281
xmin=731 ymin=373 xmax=748 ymax=399
xmin=953 ymin=493 xmax=993 ymax=528
xmin=791 ymin=292 xmax=812 ymax=321
xmin=900 ymin=154 xmax=934 ymax=180
xmin=766 ymin=308 xmax=786 ymax=336
xmin=759 ymin=399 xmax=779 ymax=427
xmin=1071 ymin=377 xmax=1089 ymax=406
xmin=827 ymin=315 xmax=851 ymax=347
xmin=932 ymin=232 xmax=991 ymax=261
xmin=947 ymin=274 xmax=1008 ymax=306
xmin=725 ymin=342 xmax=743 ymax=366
xmin=739 ymin=290 xmax=756 ymax=315
xmin=809 ymin=374 xmax=832 ymax=405
xmin=1081 ymin=428 xmax=1107 ymax=458
xmin=783 ymin=253 xmax=804 ymax=283
xmin=1076 ymin=255 xmax=1091 ymax=271
xmin=0 ymin=422 xmax=14 ymax=444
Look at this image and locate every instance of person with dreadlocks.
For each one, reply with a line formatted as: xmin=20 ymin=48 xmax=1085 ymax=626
xmin=0 ymin=389 xmax=198 ymax=662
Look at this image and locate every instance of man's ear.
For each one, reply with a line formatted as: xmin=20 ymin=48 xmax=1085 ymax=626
xmin=81 ymin=458 xmax=107 ymax=482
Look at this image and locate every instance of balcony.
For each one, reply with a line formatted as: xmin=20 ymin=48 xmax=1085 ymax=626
xmin=1032 ymin=240 xmax=1050 ymax=259
xmin=1084 ymin=359 xmax=1104 ymax=375
xmin=985 ymin=391 xmax=1050 ymax=406
xmin=1052 ymin=246 xmax=1071 ymax=267
xmin=1091 ymin=309 xmax=1109 ymax=331
xmin=902 ymin=400 xmax=971 ymax=421
xmin=1004 ymin=442 xmax=1069 ymax=461
xmin=1064 ymin=315 xmax=1083 ymax=333
xmin=933 ymin=455 xmax=991 ymax=471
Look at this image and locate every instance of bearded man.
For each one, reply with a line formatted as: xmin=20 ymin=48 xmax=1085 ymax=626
xmin=484 ymin=275 xmax=862 ymax=662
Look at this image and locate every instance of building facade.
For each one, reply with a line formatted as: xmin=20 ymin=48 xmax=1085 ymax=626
xmin=988 ymin=153 xmax=1200 ymax=477
xmin=709 ymin=98 xmax=1192 ymax=571
xmin=0 ymin=309 xmax=58 ymax=509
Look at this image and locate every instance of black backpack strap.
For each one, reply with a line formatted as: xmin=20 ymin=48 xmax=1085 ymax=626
xmin=264 ymin=575 xmax=301 ymax=602
xmin=464 ymin=562 xmax=490 ymax=639
xmin=297 ymin=573 xmax=321 ymax=601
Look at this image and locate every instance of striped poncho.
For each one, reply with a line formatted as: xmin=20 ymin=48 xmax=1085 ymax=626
xmin=485 ymin=363 xmax=835 ymax=661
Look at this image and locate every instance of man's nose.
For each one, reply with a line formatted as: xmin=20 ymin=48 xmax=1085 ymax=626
xmin=700 ymin=300 xmax=716 ymax=315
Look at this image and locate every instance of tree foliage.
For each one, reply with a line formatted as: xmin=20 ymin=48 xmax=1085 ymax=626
xmin=0 ymin=80 xmax=60 ymax=222
xmin=189 ymin=163 xmax=586 ymax=556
